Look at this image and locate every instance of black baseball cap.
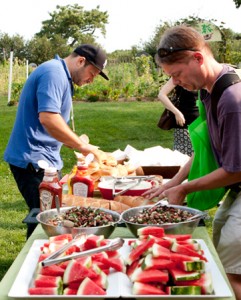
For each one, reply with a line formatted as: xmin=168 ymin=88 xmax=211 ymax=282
xmin=74 ymin=44 xmax=109 ymax=80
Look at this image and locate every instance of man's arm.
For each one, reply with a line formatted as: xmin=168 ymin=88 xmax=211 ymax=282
xmin=39 ymin=112 xmax=99 ymax=158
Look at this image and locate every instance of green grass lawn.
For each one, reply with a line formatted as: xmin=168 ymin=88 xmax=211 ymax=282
xmin=0 ymin=97 xmax=216 ymax=281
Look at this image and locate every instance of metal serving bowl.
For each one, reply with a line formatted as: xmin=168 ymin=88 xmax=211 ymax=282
xmin=36 ymin=206 xmax=121 ymax=238
xmin=121 ymin=205 xmax=206 ymax=237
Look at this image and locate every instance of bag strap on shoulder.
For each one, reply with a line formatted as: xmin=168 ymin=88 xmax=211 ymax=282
xmin=211 ymin=70 xmax=241 ymax=122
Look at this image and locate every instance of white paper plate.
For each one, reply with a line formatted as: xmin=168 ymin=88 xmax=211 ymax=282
xmin=8 ymin=239 xmax=233 ymax=299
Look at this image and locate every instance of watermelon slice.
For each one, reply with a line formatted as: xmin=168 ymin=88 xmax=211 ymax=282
xmin=77 ymin=277 xmax=106 ymax=295
xmin=169 ymin=267 xmax=201 ymax=281
xmin=48 ymin=239 xmax=69 ymax=253
xmin=137 ymin=226 xmax=165 ymax=238
xmin=84 ymin=234 xmax=105 ymax=250
xmin=34 ymin=274 xmax=62 ymax=288
xmin=176 ymin=242 xmax=201 ymax=251
xmin=125 ymin=237 xmax=155 ymax=265
xmin=63 ymin=288 xmax=78 ymax=295
xmin=39 ymin=264 xmax=65 ymax=277
xmin=171 ymin=242 xmax=207 ymax=261
xmin=28 ymin=287 xmax=61 ymax=295
xmin=126 ymin=259 xmax=141 ymax=278
xmin=152 ymin=243 xmax=171 ymax=258
xmin=132 ymin=282 xmax=166 ymax=295
xmin=75 ymin=256 xmax=92 ymax=268
xmin=177 ymin=260 xmax=205 ymax=272
xmin=175 ymin=272 xmax=214 ymax=295
xmin=169 ymin=253 xmax=200 ymax=262
xmin=130 ymin=267 xmax=169 ymax=283
xmin=154 ymin=237 xmax=173 ymax=249
xmin=68 ymin=282 xmax=81 ymax=289
xmin=92 ymin=264 xmax=108 ymax=289
xmin=63 ymin=259 xmax=97 ymax=285
xmin=166 ymin=285 xmax=201 ymax=295
xmin=164 ymin=234 xmax=192 ymax=241
xmin=141 ymin=254 xmax=175 ymax=270
xmin=49 ymin=234 xmax=73 ymax=242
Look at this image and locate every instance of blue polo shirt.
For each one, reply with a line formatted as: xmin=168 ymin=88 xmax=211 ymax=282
xmin=4 ymin=55 xmax=73 ymax=170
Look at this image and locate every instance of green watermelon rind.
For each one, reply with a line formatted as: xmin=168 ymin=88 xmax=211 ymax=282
xmin=167 ymin=285 xmax=201 ymax=295
xmin=181 ymin=260 xmax=205 ymax=272
xmin=170 ymin=268 xmax=201 ymax=281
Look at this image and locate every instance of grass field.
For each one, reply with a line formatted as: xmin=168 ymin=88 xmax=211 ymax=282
xmin=0 ymin=96 xmax=216 ymax=281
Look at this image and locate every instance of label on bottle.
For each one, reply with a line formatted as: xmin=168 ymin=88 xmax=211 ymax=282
xmin=73 ymin=182 xmax=88 ymax=197
xmin=40 ymin=190 xmax=53 ymax=211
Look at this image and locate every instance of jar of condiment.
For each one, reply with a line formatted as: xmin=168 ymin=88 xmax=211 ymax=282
xmin=70 ymin=162 xmax=94 ymax=197
xmin=39 ymin=167 xmax=62 ymax=211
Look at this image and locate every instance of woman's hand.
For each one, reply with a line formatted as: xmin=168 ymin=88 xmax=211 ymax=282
xmin=175 ymin=110 xmax=185 ymax=127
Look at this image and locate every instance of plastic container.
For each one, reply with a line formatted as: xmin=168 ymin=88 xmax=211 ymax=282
xmin=69 ymin=162 xmax=94 ymax=197
xmin=39 ymin=167 xmax=62 ymax=211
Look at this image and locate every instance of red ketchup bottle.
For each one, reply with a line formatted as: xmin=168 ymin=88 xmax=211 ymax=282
xmin=39 ymin=167 xmax=62 ymax=211
xmin=70 ymin=161 xmax=94 ymax=197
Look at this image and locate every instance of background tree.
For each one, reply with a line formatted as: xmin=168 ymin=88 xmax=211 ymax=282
xmin=36 ymin=4 xmax=108 ymax=47
xmin=0 ymin=32 xmax=26 ymax=63
xmin=233 ymin=0 xmax=241 ymax=8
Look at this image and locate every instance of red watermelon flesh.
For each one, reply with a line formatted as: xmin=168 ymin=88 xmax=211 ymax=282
xmin=95 ymin=255 xmax=126 ymax=273
xmin=137 ymin=226 xmax=165 ymax=238
xmin=170 ymin=252 xmax=201 ymax=262
xmin=58 ymin=260 xmax=70 ymax=270
xmin=77 ymin=277 xmax=106 ymax=295
xmin=175 ymin=272 xmax=214 ymax=295
xmin=28 ymin=287 xmax=61 ymax=295
xmin=83 ymin=234 xmax=104 ymax=250
xmin=141 ymin=254 xmax=175 ymax=270
xmin=126 ymin=237 xmax=155 ymax=265
xmin=106 ymin=249 xmax=120 ymax=258
xmin=152 ymin=243 xmax=171 ymax=258
xmin=171 ymin=243 xmax=207 ymax=261
xmin=149 ymin=237 xmax=173 ymax=248
xmin=126 ymin=259 xmax=141 ymax=278
xmin=91 ymin=265 xmax=108 ymax=290
xmin=169 ymin=267 xmax=201 ymax=281
xmin=49 ymin=234 xmax=73 ymax=242
xmin=75 ymin=256 xmax=92 ymax=268
xmin=63 ymin=260 xmax=97 ymax=285
xmin=132 ymin=282 xmax=166 ymax=295
xmin=131 ymin=267 xmax=169 ymax=283
xmin=38 ymin=253 xmax=50 ymax=262
xmin=68 ymin=282 xmax=81 ymax=289
xmin=63 ymin=288 xmax=78 ymax=295
xmin=65 ymin=245 xmax=80 ymax=255
xmin=39 ymin=264 xmax=65 ymax=277
xmin=48 ymin=240 xmax=69 ymax=253
xmin=34 ymin=274 xmax=62 ymax=288
xmin=164 ymin=234 xmax=192 ymax=241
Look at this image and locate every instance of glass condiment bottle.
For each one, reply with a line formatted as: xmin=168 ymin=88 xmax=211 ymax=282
xmin=39 ymin=167 xmax=62 ymax=211
xmin=67 ymin=165 xmax=77 ymax=195
xmin=70 ymin=161 xmax=94 ymax=197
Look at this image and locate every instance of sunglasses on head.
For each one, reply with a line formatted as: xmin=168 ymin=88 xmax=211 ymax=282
xmin=157 ymin=47 xmax=197 ymax=58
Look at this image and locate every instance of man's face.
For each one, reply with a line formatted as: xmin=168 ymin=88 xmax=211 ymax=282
xmin=161 ymin=58 xmax=203 ymax=92
xmin=72 ymin=59 xmax=100 ymax=86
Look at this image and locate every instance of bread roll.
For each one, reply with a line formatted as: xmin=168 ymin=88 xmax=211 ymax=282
xmin=113 ymin=195 xmax=155 ymax=207
xmin=110 ymin=201 xmax=130 ymax=213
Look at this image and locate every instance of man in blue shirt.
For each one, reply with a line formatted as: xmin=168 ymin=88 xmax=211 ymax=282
xmin=4 ymin=44 xmax=109 ymax=238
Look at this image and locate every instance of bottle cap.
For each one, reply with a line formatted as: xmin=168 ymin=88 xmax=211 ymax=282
xmin=77 ymin=161 xmax=88 ymax=167
xmin=45 ymin=167 xmax=57 ymax=173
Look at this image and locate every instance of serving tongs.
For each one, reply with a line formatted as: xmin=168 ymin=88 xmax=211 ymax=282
xmin=112 ymin=175 xmax=156 ymax=197
xmin=41 ymin=237 xmax=125 ymax=267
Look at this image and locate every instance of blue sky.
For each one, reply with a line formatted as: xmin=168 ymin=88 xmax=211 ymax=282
xmin=0 ymin=0 xmax=240 ymax=52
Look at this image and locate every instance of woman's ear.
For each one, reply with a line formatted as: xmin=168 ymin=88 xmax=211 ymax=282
xmin=193 ymin=52 xmax=204 ymax=65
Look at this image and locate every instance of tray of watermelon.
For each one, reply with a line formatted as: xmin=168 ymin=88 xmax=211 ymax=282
xmin=8 ymin=227 xmax=232 ymax=299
